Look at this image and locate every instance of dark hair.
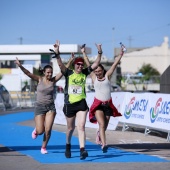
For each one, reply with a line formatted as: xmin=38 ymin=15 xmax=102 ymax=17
xmin=39 ymin=65 xmax=53 ymax=75
xmin=97 ymin=64 xmax=107 ymax=76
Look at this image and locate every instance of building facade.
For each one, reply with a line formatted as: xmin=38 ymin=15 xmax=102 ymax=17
xmin=120 ymin=37 xmax=170 ymax=75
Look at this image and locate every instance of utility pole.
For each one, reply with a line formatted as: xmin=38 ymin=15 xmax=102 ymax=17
xmin=19 ymin=37 xmax=23 ymax=44
xmin=127 ymin=36 xmax=133 ymax=48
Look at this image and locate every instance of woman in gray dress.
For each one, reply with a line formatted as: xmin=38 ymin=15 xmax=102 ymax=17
xmin=15 ymin=56 xmax=73 ymax=154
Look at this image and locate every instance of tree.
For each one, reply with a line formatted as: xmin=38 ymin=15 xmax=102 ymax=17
xmin=33 ymin=67 xmax=40 ymax=76
xmin=137 ymin=63 xmax=160 ymax=90
xmin=138 ymin=63 xmax=160 ymax=78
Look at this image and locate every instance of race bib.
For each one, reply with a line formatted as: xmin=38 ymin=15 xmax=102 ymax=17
xmin=69 ymin=85 xmax=82 ymax=94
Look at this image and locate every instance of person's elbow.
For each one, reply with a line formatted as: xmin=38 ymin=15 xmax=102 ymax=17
xmin=91 ymin=63 xmax=98 ymax=70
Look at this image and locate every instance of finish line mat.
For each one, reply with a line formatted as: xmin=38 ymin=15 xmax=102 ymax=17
xmin=0 ymin=112 xmax=169 ymax=164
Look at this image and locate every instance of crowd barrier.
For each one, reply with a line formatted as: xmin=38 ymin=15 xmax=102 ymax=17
xmin=9 ymin=91 xmax=36 ymax=109
xmin=55 ymin=93 xmax=120 ymax=130
xmin=54 ymin=92 xmax=170 ymax=141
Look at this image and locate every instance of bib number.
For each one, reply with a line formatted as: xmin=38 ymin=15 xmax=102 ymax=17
xmin=69 ymin=85 xmax=82 ymax=94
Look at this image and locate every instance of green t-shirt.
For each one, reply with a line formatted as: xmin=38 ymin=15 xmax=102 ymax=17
xmin=63 ymin=67 xmax=92 ymax=104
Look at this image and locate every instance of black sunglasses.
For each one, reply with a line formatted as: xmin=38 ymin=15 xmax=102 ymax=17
xmin=76 ymin=63 xmax=84 ymax=67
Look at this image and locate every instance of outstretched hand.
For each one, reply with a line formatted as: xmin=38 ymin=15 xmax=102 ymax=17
xmin=15 ymin=57 xmax=21 ymax=67
xmin=53 ymin=40 xmax=60 ymax=54
xmin=120 ymin=47 xmax=125 ymax=56
xmin=65 ymin=53 xmax=75 ymax=68
xmin=95 ymin=43 xmax=102 ymax=52
xmin=81 ymin=46 xmax=85 ymax=53
xmin=70 ymin=53 xmax=75 ymax=61
xmin=80 ymin=44 xmax=86 ymax=53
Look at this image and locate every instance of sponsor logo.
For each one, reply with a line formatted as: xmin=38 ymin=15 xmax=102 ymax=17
xmin=150 ymin=97 xmax=170 ymax=123
xmin=124 ymin=97 xmax=135 ymax=119
xmin=124 ymin=97 xmax=148 ymax=119
xmin=150 ymin=98 xmax=162 ymax=123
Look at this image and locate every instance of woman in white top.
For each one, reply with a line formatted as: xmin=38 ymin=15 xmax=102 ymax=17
xmin=81 ymin=45 xmax=125 ymax=153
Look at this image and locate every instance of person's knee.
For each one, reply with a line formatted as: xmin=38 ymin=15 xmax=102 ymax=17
xmin=98 ymin=122 xmax=105 ymax=129
xmin=36 ymin=129 xmax=45 ymax=135
xmin=67 ymin=126 xmax=75 ymax=133
xmin=44 ymin=129 xmax=51 ymax=137
xmin=77 ymin=123 xmax=85 ymax=131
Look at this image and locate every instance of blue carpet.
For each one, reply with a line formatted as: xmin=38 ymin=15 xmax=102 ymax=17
xmin=0 ymin=112 xmax=169 ymax=163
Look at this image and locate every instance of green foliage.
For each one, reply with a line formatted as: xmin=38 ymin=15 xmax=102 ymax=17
xmin=137 ymin=63 xmax=160 ymax=83
xmin=138 ymin=63 xmax=160 ymax=77
xmin=0 ymin=74 xmax=3 ymax=81
xmin=24 ymin=80 xmax=28 ymax=85
xmin=33 ymin=67 xmax=40 ymax=76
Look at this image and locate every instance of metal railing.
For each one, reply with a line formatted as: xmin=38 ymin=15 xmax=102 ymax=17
xmin=9 ymin=91 xmax=37 ymax=109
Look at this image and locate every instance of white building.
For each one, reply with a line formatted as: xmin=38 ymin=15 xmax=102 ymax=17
xmin=121 ymin=36 xmax=170 ymax=75
xmin=0 ymin=44 xmax=91 ymax=74
xmin=0 ymin=44 xmax=91 ymax=91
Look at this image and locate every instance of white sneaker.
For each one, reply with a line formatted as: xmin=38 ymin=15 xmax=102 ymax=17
xmin=31 ymin=129 xmax=37 ymax=139
xmin=41 ymin=148 xmax=48 ymax=154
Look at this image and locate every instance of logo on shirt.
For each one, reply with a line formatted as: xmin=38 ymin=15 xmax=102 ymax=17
xmin=72 ymin=78 xmax=85 ymax=85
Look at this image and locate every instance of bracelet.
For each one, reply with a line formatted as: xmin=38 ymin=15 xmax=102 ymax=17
xmin=55 ymin=51 xmax=60 ymax=55
xmin=52 ymin=53 xmax=60 ymax=59
xmin=55 ymin=54 xmax=60 ymax=59
xmin=98 ymin=51 xmax=103 ymax=54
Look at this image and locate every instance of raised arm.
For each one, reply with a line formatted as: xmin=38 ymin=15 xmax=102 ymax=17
xmin=54 ymin=53 xmax=75 ymax=82
xmin=65 ymin=53 xmax=74 ymax=68
xmin=52 ymin=40 xmax=67 ymax=73
xmin=80 ymin=44 xmax=97 ymax=81
xmin=81 ymin=45 xmax=90 ymax=67
xmin=15 ymin=57 xmax=40 ymax=81
xmin=106 ymin=47 xmax=124 ymax=79
xmin=91 ymin=43 xmax=102 ymax=70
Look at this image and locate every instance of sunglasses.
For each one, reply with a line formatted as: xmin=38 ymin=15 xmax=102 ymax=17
xmin=76 ymin=63 xmax=84 ymax=67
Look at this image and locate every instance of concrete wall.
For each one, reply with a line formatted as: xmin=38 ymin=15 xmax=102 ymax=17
xmin=120 ymin=37 xmax=170 ymax=75
xmin=160 ymin=65 xmax=170 ymax=94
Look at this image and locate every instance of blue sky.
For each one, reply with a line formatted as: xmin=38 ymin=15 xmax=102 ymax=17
xmin=0 ymin=0 xmax=170 ymax=58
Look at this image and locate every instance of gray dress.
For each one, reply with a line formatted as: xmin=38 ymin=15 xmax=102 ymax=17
xmin=34 ymin=78 xmax=56 ymax=116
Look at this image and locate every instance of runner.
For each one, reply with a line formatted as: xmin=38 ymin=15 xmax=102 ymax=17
xmin=15 ymin=56 xmax=73 ymax=154
xmin=52 ymin=40 xmax=102 ymax=159
xmin=81 ymin=44 xmax=125 ymax=152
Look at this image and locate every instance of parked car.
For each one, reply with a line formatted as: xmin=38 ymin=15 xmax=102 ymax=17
xmin=0 ymin=84 xmax=12 ymax=109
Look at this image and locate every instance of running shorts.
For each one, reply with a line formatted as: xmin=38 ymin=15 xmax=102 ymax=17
xmin=63 ymin=99 xmax=88 ymax=118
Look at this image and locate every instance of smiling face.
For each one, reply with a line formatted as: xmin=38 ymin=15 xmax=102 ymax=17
xmin=73 ymin=57 xmax=84 ymax=74
xmin=94 ymin=65 xmax=104 ymax=79
xmin=74 ymin=62 xmax=84 ymax=73
xmin=43 ymin=66 xmax=53 ymax=80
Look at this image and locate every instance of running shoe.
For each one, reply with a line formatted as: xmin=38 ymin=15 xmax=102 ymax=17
xmin=65 ymin=144 xmax=71 ymax=158
xmin=80 ymin=150 xmax=88 ymax=160
xmin=31 ymin=129 xmax=37 ymax=139
xmin=96 ymin=130 xmax=102 ymax=145
xmin=102 ymin=145 xmax=108 ymax=153
xmin=41 ymin=147 xmax=48 ymax=154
